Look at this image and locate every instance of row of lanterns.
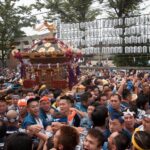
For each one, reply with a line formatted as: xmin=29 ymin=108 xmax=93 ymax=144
xmin=125 ymin=15 xmax=150 ymax=26
xmin=61 ymin=27 xmax=149 ymax=40
xmin=102 ymin=47 xmax=123 ymax=54
xmin=81 ymin=46 xmax=149 ymax=54
xmin=125 ymin=26 xmax=149 ymax=35
xmin=61 ymin=15 xmax=150 ymax=32
xmin=82 ymin=47 xmax=101 ymax=54
xmin=125 ymin=36 xmax=148 ymax=44
xmin=82 ymin=47 xmax=123 ymax=54
xmin=63 ymin=36 xmax=149 ymax=47
xmin=125 ymin=46 xmax=148 ymax=53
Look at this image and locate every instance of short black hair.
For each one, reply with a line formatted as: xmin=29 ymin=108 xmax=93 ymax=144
xmin=0 ymin=119 xmax=6 ymax=138
xmin=46 ymin=137 xmax=54 ymax=150
xmin=60 ymin=95 xmax=75 ymax=105
xmin=99 ymin=93 xmax=107 ymax=98
xmin=27 ymin=97 xmax=40 ymax=106
xmin=133 ymin=131 xmax=150 ymax=149
xmin=0 ymin=99 xmax=7 ymax=103
xmin=0 ymin=95 xmax=7 ymax=101
xmin=96 ymin=93 xmax=107 ymax=102
xmin=136 ymin=94 xmax=149 ymax=110
xmin=53 ymin=89 xmax=62 ymax=98
xmin=4 ymin=132 xmax=32 ymax=150
xmin=87 ymin=128 xmax=104 ymax=147
xmin=90 ymin=101 xmax=100 ymax=108
xmin=80 ymin=92 xmax=92 ymax=102
xmin=114 ymin=131 xmax=130 ymax=150
xmin=110 ymin=93 xmax=122 ymax=101
xmin=58 ymin=126 xmax=79 ymax=150
xmin=122 ymin=89 xmax=131 ymax=99
xmin=91 ymin=106 xmax=108 ymax=127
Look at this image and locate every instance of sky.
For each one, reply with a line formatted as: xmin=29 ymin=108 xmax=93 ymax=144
xmin=16 ymin=0 xmax=48 ymax=36
xmin=18 ymin=0 xmax=150 ymax=36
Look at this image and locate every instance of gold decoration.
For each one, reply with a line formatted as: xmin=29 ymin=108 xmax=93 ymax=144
xmin=47 ymin=47 xmax=55 ymax=52
xmin=44 ymin=42 xmax=51 ymax=48
xmin=38 ymin=48 xmax=46 ymax=53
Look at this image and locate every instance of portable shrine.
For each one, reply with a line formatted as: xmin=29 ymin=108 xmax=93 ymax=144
xmin=12 ymin=21 xmax=82 ymax=89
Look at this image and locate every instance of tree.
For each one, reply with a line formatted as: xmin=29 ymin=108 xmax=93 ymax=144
xmin=100 ymin=0 xmax=144 ymax=18
xmin=0 ymin=0 xmax=36 ymax=67
xmin=113 ymin=54 xmax=150 ymax=67
xmin=33 ymin=0 xmax=102 ymax=23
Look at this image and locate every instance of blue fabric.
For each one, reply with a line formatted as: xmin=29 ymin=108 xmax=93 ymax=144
xmin=3 ymin=83 xmax=12 ymax=88
xmin=122 ymin=129 xmax=131 ymax=141
xmin=22 ymin=113 xmax=47 ymax=129
xmin=53 ymin=117 xmax=68 ymax=123
xmin=108 ymin=105 xmax=122 ymax=115
xmin=40 ymin=109 xmax=53 ymax=126
xmin=120 ymin=101 xmax=130 ymax=111
xmin=53 ymin=113 xmax=80 ymax=127
xmin=94 ymin=127 xmax=111 ymax=142
xmin=103 ymin=129 xmax=111 ymax=141
xmin=127 ymin=80 xmax=133 ymax=91
xmin=12 ymin=84 xmax=21 ymax=90
xmin=75 ymin=102 xmax=87 ymax=112
xmin=3 ymin=83 xmax=21 ymax=91
xmin=80 ymin=116 xmax=92 ymax=129
xmin=108 ymin=105 xmax=124 ymax=123
xmin=103 ymin=142 xmax=108 ymax=150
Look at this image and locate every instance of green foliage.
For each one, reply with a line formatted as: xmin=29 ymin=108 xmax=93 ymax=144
xmin=33 ymin=0 xmax=102 ymax=23
xmin=0 ymin=0 xmax=36 ymax=66
xmin=98 ymin=0 xmax=148 ymax=17
xmin=113 ymin=54 xmax=150 ymax=67
xmin=107 ymin=0 xmax=142 ymax=17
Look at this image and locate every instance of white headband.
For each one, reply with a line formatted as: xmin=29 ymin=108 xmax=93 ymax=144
xmin=123 ymin=109 xmax=135 ymax=117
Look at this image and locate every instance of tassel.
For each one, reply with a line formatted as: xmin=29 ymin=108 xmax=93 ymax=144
xmin=68 ymin=65 xmax=75 ymax=90
xmin=20 ymin=64 xmax=26 ymax=78
xmin=76 ymin=65 xmax=81 ymax=76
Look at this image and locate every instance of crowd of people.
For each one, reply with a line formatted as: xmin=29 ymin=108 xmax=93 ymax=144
xmin=0 ymin=67 xmax=150 ymax=150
